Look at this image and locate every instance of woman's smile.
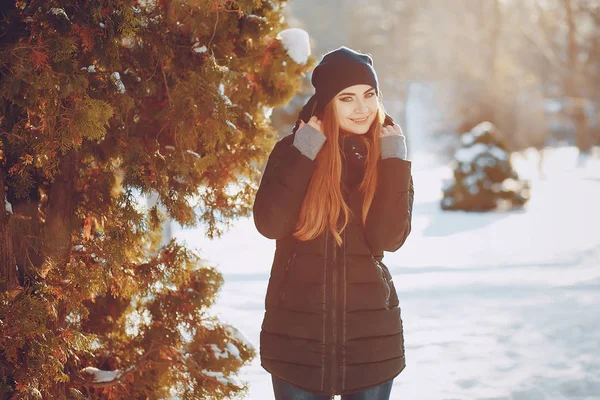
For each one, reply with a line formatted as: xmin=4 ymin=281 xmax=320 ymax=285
xmin=350 ymin=115 xmax=371 ymax=124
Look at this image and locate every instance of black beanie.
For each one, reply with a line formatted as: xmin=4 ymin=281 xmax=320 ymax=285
xmin=293 ymin=46 xmax=391 ymax=133
xmin=312 ymin=46 xmax=379 ymax=109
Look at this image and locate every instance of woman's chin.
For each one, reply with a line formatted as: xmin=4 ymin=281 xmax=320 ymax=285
xmin=341 ymin=125 xmax=370 ymax=135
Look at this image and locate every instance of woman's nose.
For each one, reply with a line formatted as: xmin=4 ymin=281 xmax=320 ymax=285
xmin=355 ymin=100 xmax=369 ymax=114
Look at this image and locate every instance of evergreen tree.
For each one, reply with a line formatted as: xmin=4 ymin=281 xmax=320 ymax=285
xmin=0 ymin=1 xmax=313 ymax=398
xmin=270 ymin=73 xmax=312 ymax=140
xmin=441 ymin=121 xmax=531 ymax=211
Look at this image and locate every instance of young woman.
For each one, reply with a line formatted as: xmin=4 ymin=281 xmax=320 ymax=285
xmin=253 ymin=46 xmax=414 ymax=400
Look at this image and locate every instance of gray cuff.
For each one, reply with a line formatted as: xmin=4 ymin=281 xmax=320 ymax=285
xmin=381 ymin=134 xmax=407 ymax=160
xmin=293 ymin=124 xmax=327 ymax=160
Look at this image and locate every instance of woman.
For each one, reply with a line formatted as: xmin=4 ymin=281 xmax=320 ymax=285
xmin=253 ymin=46 xmax=414 ymax=400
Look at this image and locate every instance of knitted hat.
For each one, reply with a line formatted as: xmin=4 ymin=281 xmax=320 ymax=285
xmin=312 ymin=46 xmax=379 ymax=108
xmin=293 ymin=46 xmax=394 ymax=133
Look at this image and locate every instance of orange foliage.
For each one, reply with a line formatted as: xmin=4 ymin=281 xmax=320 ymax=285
xmin=29 ymin=49 xmax=50 ymax=71
xmin=73 ymin=23 xmax=96 ymax=53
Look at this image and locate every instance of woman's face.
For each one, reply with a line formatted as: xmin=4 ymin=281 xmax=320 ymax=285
xmin=333 ymin=84 xmax=379 ymax=135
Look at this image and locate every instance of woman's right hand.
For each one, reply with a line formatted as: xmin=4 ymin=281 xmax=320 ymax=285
xmin=298 ymin=116 xmax=323 ymax=134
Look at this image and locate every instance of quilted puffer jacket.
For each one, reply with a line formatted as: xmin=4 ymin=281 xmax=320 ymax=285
xmin=253 ymin=126 xmax=414 ymax=396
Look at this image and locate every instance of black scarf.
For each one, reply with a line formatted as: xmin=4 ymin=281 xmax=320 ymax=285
xmin=339 ymin=133 xmax=368 ymax=194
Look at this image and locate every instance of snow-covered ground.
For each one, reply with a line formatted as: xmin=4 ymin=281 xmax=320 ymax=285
xmin=172 ymin=146 xmax=600 ymax=400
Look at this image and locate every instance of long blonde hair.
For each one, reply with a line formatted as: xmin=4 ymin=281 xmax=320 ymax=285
xmin=292 ymin=97 xmax=386 ymax=246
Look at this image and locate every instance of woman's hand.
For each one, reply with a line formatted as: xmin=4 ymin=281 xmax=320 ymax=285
xmin=380 ymin=123 xmax=407 ymax=160
xmin=298 ymin=116 xmax=323 ymax=134
xmin=381 ymin=123 xmax=404 ymax=137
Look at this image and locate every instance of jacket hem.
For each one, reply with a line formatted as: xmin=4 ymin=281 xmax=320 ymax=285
xmin=341 ymin=357 xmax=406 ymax=396
xmin=261 ymin=359 xmax=328 ymax=395
xmin=260 ymin=355 xmax=406 ymax=396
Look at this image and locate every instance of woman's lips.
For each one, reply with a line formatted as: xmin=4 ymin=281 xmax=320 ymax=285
xmin=350 ymin=115 xmax=371 ymax=124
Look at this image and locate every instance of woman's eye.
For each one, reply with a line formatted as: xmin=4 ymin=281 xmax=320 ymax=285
xmin=365 ymin=92 xmax=375 ymax=98
xmin=341 ymin=97 xmax=353 ymax=102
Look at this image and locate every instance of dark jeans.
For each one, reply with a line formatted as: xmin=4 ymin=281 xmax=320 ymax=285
xmin=271 ymin=375 xmax=394 ymax=400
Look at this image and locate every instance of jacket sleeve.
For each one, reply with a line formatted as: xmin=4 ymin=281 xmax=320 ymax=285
xmin=364 ymin=137 xmax=414 ymax=253
xmin=253 ymin=128 xmax=324 ymax=240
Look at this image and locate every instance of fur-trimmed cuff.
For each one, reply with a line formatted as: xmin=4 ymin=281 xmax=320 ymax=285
xmin=380 ymin=134 xmax=407 ymax=160
xmin=292 ymin=124 xmax=327 ymax=160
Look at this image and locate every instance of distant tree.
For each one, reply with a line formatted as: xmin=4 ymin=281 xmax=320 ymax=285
xmin=347 ymin=0 xmax=424 ymax=127
xmin=441 ymin=122 xmax=530 ymax=211
xmin=519 ymin=0 xmax=600 ymax=151
xmin=270 ymin=73 xmax=313 ymax=139
xmin=0 ymin=0 xmax=312 ymax=398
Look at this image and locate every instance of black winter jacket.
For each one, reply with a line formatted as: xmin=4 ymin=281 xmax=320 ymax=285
xmin=253 ymin=130 xmax=414 ymax=396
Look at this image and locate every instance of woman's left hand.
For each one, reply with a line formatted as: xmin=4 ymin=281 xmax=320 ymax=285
xmin=381 ymin=123 xmax=404 ymax=137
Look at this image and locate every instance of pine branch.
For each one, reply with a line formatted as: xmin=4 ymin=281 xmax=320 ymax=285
xmin=160 ymin=59 xmax=171 ymax=108
xmin=77 ymin=342 xmax=160 ymax=389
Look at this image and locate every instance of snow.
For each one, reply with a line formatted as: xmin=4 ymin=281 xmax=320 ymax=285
xmin=461 ymin=132 xmax=475 ymax=145
xmin=4 ymin=195 xmax=12 ymax=214
xmin=467 ymin=184 xmax=478 ymax=194
xmin=186 ymin=149 xmax=201 ymax=159
xmin=488 ymin=145 xmax=508 ymax=160
xmin=226 ymin=121 xmax=237 ymax=131
xmin=50 ymin=8 xmax=69 ymax=20
xmin=111 ymin=72 xmax=126 ymax=94
xmin=193 ymin=43 xmax=207 ymax=54
xmin=224 ymin=324 xmax=255 ymax=351
xmin=462 ymin=170 xmax=484 ymax=186
xmin=225 ymin=341 xmax=241 ymax=360
xmin=202 ymin=369 xmax=243 ymax=387
xmin=218 ymin=83 xmax=233 ymax=106
xmin=171 ymin=143 xmax=600 ymax=399
xmin=210 ymin=342 xmax=241 ymax=361
xmin=498 ymin=178 xmax=521 ymax=192
xmin=246 ymin=14 xmax=266 ymax=23
xmin=139 ymin=0 xmax=157 ymax=10
xmin=454 ymin=143 xmax=490 ymax=163
xmin=81 ymin=65 xmax=96 ymax=73
xmin=210 ymin=343 xmax=229 ymax=359
xmin=471 ymin=121 xmax=495 ymax=137
xmin=82 ymin=367 xmax=125 ymax=383
xmin=121 ymin=37 xmax=135 ymax=49
xmin=262 ymin=107 xmax=273 ymax=119
xmin=276 ymin=28 xmax=311 ymax=65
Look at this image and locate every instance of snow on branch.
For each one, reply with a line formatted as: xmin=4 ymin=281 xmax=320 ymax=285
xmin=80 ymin=365 xmax=135 ymax=388
xmin=224 ymin=324 xmax=255 ymax=352
xmin=81 ymin=367 xmax=126 ymax=383
xmin=277 ymin=28 xmax=311 ymax=65
xmin=201 ymin=369 xmax=243 ymax=387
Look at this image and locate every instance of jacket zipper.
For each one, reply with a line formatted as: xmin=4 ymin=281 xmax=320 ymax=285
xmin=279 ymin=251 xmax=296 ymax=304
xmin=321 ymin=228 xmax=329 ymax=392
xmin=330 ymin=230 xmax=337 ymax=395
xmin=340 ymin=228 xmax=347 ymax=391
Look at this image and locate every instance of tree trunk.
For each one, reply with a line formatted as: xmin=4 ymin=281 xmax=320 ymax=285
xmin=0 ymin=173 xmax=18 ymax=291
xmin=42 ymin=150 xmax=79 ymax=330
xmin=563 ymin=0 xmax=592 ymax=152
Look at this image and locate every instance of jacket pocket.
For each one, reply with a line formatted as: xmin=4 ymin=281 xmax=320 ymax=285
xmin=372 ymin=256 xmax=391 ymax=307
xmin=278 ymin=251 xmax=297 ymax=305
